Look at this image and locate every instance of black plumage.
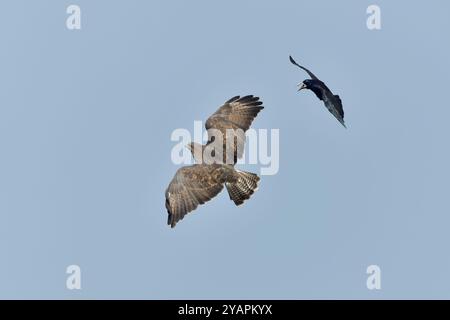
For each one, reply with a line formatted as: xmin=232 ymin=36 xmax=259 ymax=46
xmin=289 ymin=55 xmax=346 ymax=128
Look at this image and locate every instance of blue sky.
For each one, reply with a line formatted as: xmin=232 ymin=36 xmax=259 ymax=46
xmin=0 ymin=1 xmax=450 ymax=299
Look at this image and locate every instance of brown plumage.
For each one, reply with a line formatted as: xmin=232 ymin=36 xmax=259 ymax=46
xmin=165 ymin=164 xmax=260 ymax=228
xmin=188 ymin=95 xmax=264 ymax=164
xmin=165 ymin=95 xmax=264 ymax=228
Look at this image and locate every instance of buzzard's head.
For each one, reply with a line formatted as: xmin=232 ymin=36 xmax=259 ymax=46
xmin=186 ymin=142 xmax=204 ymax=163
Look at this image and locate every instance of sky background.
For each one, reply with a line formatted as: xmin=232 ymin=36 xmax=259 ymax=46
xmin=1 ymin=0 xmax=450 ymax=299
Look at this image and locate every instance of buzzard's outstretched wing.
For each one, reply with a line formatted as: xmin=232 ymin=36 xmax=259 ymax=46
xmin=165 ymin=164 xmax=225 ymax=228
xmin=289 ymin=55 xmax=319 ymax=80
xmin=205 ymin=95 xmax=264 ymax=163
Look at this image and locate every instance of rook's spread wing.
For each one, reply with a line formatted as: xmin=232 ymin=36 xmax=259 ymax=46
xmin=289 ymin=55 xmax=319 ymax=80
xmin=323 ymin=92 xmax=346 ymax=128
xmin=165 ymin=165 xmax=225 ymax=228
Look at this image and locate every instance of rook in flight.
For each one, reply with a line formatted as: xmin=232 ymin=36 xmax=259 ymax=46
xmin=289 ymin=55 xmax=346 ymax=128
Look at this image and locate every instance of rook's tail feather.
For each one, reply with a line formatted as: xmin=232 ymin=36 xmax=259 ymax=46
xmin=226 ymin=170 xmax=260 ymax=206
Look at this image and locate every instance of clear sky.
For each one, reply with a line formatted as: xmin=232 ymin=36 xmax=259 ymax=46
xmin=1 ymin=0 xmax=450 ymax=299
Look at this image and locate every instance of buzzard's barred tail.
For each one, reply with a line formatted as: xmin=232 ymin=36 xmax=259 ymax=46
xmin=226 ymin=170 xmax=260 ymax=206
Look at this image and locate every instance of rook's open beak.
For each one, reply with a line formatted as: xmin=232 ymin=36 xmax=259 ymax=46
xmin=297 ymin=83 xmax=307 ymax=91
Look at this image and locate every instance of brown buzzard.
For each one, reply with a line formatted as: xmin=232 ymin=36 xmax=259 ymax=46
xmin=165 ymin=96 xmax=264 ymax=228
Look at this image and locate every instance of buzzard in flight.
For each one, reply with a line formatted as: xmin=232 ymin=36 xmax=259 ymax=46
xmin=289 ymin=55 xmax=346 ymax=128
xmin=165 ymin=96 xmax=264 ymax=228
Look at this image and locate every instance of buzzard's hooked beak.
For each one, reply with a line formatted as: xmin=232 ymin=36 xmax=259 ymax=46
xmin=297 ymin=82 xmax=307 ymax=91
